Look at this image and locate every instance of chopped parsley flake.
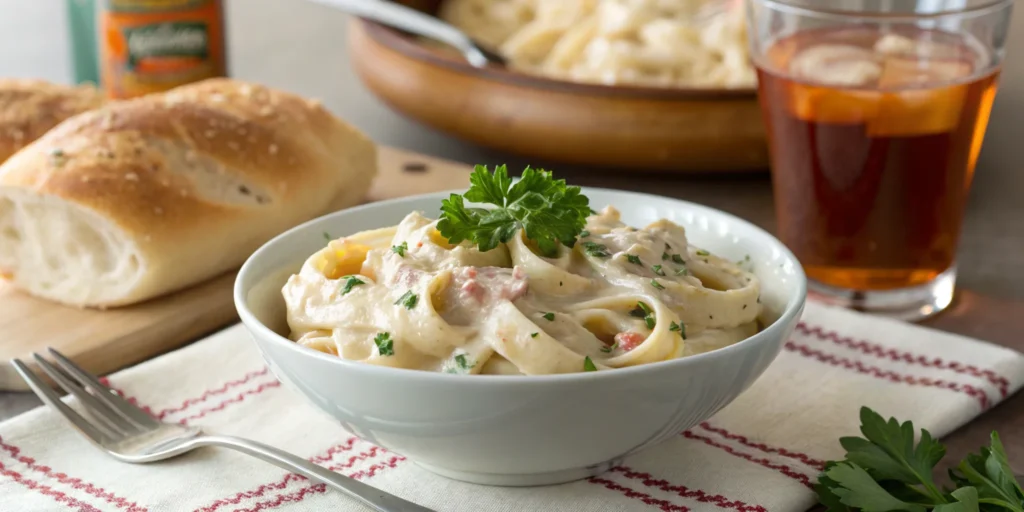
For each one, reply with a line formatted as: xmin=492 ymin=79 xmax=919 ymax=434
xmin=323 ymin=231 xmax=332 ymax=242
xmin=600 ymin=343 xmax=616 ymax=353
xmin=630 ymin=301 xmax=652 ymax=317
xmin=669 ymin=321 xmax=687 ymax=339
xmin=339 ymin=276 xmax=365 ymax=295
xmin=696 ymin=249 xmax=710 ymax=256
xmin=49 ymin=148 xmax=67 ymax=167
xmin=542 ymin=312 xmax=555 ymax=321
xmin=583 ymin=356 xmax=597 ymax=372
xmin=580 ymin=230 xmax=590 ymax=238
xmin=626 ymin=254 xmax=642 ymax=265
xmin=455 ymin=353 xmax=473 ymax=370
xmin=672 ymin=254 xmax=685 ymax=264
xmin=675 ymin=267 xmax=689 ymax=276
xmin=650 ymin=279 xmax=665 ymax=290
xmin=630 ymin=302 xmax=655 ymax=329
xmin=652 ymin=264 xmax=665 ymax=276
xmin=530 ymin=332 xmax=539 ymax=338
xmin=582 ymin=242 xmax=610 ymax=258
xmin=391 ymin=242 xmax=408 ymax=257
xmin=395 ymin=290 xmax=418 ymax=309
xmin=373 ymin=332 xmax=394 ymax=356
xmin=661 ymin=252 xmax=669 ymax=261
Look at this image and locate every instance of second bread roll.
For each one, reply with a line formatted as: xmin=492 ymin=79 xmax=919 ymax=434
xmin=0 ymin=78 xmax=377 ymax=308
xmin=0 ymin=79 xmax=106 ymax=164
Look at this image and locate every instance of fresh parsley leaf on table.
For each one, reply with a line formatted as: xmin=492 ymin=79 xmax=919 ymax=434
xmin=816 ymin=407 xmax=1024 ymax=512
xmin=436 ymin=164 xmax=591 ymax=257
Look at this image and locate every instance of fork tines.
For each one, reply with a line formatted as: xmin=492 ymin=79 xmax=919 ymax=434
xmin=12 ymin=349 xmax=159 ymax=445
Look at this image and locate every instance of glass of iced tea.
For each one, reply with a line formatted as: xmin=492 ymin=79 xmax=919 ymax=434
xmin=745 ymin=0 xmax=1012 ymax=320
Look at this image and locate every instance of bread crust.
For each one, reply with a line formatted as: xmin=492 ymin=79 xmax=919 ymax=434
xmin=0 ymin=79 xmax=106 ymax=164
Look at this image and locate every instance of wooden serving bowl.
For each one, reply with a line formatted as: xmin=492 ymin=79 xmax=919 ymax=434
xmin=347 ymin=1 xmax=768 ymax=173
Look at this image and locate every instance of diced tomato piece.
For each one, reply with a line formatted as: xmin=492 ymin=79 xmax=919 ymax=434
xmin=460 ymin=280 xmax=484 ymax=301
xmin=614 ymin=332 xmax=645 ymax=352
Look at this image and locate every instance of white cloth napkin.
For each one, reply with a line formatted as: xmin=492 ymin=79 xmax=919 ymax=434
xmin=3 ymin=300 xmax=1024 ymax=512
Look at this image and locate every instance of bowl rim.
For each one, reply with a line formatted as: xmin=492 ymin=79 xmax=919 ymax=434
xmin=358 ymin=19 xmax=760 ymax=101
xmin=234 ymin=187 xmax=807 ymax=386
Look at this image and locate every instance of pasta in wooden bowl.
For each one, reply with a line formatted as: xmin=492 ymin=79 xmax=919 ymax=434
xmin=439 ymin=0 xmax=754 ymax=88
xmin=346 ymin=0 xmax=767 ymax=173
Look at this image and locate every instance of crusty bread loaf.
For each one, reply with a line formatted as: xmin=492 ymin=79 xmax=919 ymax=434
xmin=0 ymin=79 xmax=106 ymax=164
xmin=0 ymin=78 xmax=377 ymax=308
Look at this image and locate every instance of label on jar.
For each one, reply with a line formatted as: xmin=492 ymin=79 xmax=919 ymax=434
xmin=99 ymin=0 xmax=226 ymax=99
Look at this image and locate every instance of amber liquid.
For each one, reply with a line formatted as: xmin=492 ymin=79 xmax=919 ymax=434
xmin=756 ymin=28 xmax=1000 ymax=291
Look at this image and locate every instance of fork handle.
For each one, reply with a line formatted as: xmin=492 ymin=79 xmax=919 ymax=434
xmin=190 ymin=435 xmax=435 ymax=512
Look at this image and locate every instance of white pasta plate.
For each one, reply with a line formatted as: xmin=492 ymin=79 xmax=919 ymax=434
xmin=234 ymin=187 xmax=807 ymax=486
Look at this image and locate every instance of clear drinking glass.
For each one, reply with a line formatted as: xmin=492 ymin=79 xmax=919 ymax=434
xmin=745 ymin=0 xmax=1013 ymax=320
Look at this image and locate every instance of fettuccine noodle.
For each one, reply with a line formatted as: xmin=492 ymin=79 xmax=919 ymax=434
xmin=437 ymin=0 xmax=755 ymax=88
xmin=283 ymin=206 xmax=761 ymax=375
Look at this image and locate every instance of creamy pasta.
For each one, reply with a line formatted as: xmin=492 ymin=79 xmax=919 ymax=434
xmin=283 ymin=206 xmax=762 ymax=375
xmin=437 ymin=0 xmax=755 ymax=88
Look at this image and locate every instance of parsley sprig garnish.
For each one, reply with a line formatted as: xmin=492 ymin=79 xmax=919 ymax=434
xmin=436 ymin=164 xmax=591 ymax=257
xmin=816 ymin=407 xmax=1024 ymax=512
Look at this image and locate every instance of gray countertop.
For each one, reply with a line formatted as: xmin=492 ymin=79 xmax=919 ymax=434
xmin=1 ymin=0 xmax=1023 ymax=453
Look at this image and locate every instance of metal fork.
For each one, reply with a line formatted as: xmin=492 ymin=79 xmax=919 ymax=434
xmin=12 ymin=349 xmax=434 ymax=512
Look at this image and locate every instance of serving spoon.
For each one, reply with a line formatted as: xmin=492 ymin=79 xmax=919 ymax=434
xmin=308 ymin=0 xmax=507 ymax=68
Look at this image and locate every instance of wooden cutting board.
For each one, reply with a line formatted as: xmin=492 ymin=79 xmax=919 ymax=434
xmin=0 ymin=146 xmax=472 ymax=390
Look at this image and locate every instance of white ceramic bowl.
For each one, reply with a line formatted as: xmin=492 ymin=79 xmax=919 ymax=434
xmin=234 ymin=188 xmax=807 ymax=486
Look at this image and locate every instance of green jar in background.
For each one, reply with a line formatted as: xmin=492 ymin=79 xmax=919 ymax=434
xmin=66 ymin=0 xmax=100 ymax=85
xmin=64 ymin=0 xmax=228 ymax=98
